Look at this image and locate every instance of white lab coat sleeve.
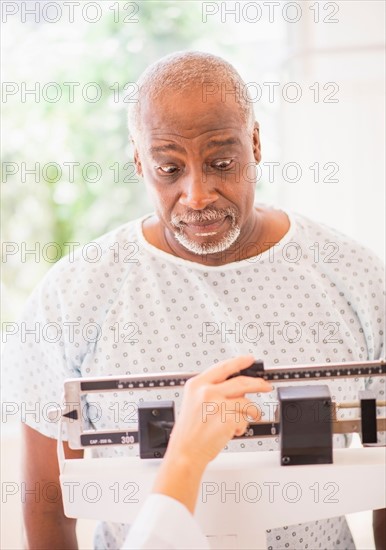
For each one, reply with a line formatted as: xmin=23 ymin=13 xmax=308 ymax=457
xmin=121 ymin=493 xmax=211 ymax=549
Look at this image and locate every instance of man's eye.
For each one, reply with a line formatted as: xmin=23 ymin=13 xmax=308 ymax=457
xmin=212 ymin=159 xmax=234 ymax=170
xmin=156 ymin=165 xmax=179 ymax=175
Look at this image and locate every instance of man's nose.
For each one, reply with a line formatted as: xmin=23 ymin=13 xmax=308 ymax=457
xmin=179 ymin=168 xmax=218 ymax=210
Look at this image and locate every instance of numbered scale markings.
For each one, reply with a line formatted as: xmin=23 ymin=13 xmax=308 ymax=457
xmin=63 ymin=360 xmax=386 ymax=448
xmin=79 ymin=359 xmax=386 ymax=392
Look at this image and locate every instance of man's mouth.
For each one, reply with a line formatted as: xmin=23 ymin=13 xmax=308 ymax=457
xmin=183 ymin=216 xmax=228 ymax=236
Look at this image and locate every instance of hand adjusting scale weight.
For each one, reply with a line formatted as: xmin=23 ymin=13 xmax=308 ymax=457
xmin=48 ymin=359 xmax=386 ymax=549
xmin=51 ymin=359 xmax=386 ymax=463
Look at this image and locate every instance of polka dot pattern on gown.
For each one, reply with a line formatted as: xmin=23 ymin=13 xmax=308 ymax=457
xmin=3 ymin=207 xmax=385 ymax=550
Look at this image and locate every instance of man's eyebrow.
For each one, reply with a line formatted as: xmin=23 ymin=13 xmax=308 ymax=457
xmin=149 ymin=137 xmax=241 ymax=155
xmin=203 ymin=137 xmax=242 ymax=150
xmin=150 ymin=143 xmax=185 ymax=155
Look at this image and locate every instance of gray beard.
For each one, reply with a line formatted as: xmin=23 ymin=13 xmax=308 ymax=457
xmin=173 ymin=223 xmax=241 ymax=255
xmin=170 ymin=207 xmax=241 ymax=255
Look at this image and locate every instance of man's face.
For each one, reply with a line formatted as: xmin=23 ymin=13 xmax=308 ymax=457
xmin=133 ymin=85 xmax=261 ymax=257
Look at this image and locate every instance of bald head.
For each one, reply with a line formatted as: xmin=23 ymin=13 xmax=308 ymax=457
xmin=128 ymin=51 xmax=255 ymax=142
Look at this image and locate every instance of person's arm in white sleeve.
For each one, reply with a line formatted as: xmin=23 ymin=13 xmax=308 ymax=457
xmin=122 ymin=494 xmax=210 ymax=550
xmin=122 ymin=354 xmax=274 ymax=549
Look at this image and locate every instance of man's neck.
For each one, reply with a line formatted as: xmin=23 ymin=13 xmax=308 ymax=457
xmin=142 ymin=206 xmax=290 ymax=267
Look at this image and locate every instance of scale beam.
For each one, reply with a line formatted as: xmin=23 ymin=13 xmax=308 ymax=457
xmin=47 ymin=359 xmax=386 ymax=453
xmin=52 ymin=359 xmax=386 ymax=548
xmin=76 ymin=359 xmax=386 ymax=393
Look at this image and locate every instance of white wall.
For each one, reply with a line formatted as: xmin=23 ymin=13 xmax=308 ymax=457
xmin=277 ymin=0 xmax=385 ymax=261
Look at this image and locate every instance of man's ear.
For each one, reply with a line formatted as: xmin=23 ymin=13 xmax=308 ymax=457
xmin=252 ymin=122 xmax=261 ymax=164
xmin=133 ymin=142 xmax=143 ymax=177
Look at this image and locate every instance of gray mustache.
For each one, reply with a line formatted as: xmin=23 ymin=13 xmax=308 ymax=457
xmin=172 ymin=207 xmax=236 ymax=225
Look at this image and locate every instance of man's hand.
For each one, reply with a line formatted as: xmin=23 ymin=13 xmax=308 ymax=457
xmin=153 ymin=354 xmax=273 ymax=513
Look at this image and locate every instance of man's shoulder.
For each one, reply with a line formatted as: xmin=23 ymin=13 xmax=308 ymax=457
xmin=39 ymin=214 xmax=150 ymax=288
xmin=84 ymin=216 xmax=142 ymax=252
xmin=291 ymin=210 xmax=384 ymax=269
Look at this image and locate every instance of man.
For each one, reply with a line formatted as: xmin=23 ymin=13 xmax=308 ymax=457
xmin=3 ymin=51 xmax=385 ymax=549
